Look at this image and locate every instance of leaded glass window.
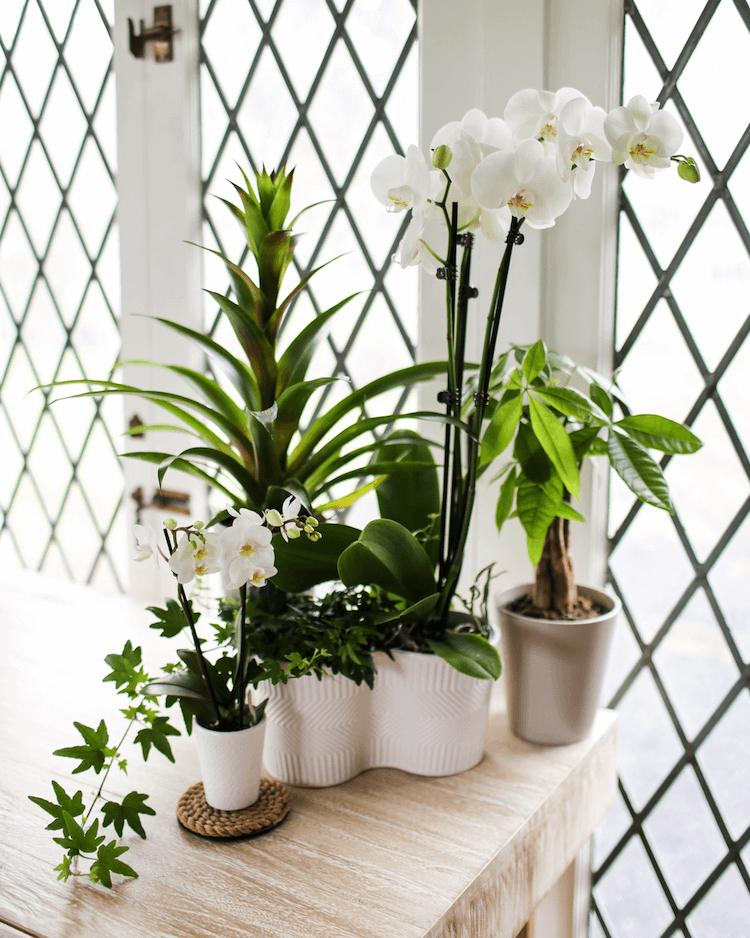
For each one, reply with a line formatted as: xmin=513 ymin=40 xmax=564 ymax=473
xmin=592 ymin=1 xmax=750 ymax=934
xmin=0 ymin=0 xmax=125 ymax=590
xmin=199 ymin=0 xmax=418 ymax=522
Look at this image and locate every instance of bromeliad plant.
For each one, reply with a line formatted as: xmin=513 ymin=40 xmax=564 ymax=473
xmin=43 ymin=165 xmax=455 ymax=590
xmin=339 ymin=87 xmax=701 ymax=641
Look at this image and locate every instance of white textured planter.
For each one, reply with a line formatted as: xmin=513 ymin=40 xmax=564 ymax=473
xmin=194 ymin=719 xmax=266 ymax=810
xmin=261 ymin=650 xmax=493 ymax=786
xmin=496 ymin=584 xmax=620 ymax=745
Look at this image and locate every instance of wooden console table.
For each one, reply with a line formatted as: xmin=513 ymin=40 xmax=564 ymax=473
xmin=0 ymin=572 xmax=617 ymax=938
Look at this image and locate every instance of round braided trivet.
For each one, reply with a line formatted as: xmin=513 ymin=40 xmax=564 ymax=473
xmin=176 ymin=777 xmax=290 ymax=839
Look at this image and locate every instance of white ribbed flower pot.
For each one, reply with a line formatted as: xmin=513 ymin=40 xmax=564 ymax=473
xmin=193 ymin=719 xmax=266 ymax=810
xmin=261 ymin=650 xmax=493 ymax=786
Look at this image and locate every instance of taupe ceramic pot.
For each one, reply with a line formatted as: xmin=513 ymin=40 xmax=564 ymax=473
xmin=495 ymin=584 xmax=621 ymax=745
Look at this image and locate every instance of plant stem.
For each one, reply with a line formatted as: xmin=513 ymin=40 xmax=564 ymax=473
xmin=236 ymin=584 xmax=248 ymax=730
xmin=437 ymin=216 xmax=524 ymax=624
xmin=164 ymin=529 xmax=222 ymax=726
xmin=82 ymin=719 xmax=134 ymax=826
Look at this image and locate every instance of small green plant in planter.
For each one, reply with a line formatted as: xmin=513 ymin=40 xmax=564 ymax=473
xmin=485 ymin=341 xmax=702 ymax=617
xmin=29 ymin=507 xmax=326 ymax=886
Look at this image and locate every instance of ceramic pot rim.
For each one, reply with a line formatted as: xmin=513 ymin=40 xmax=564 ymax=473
xmin=194 ymin=716 xmax=266 ymax=736
xmin=495 ymin=583 xmax=622 ymax=629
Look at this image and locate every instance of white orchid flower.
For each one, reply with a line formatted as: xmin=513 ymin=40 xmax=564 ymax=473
xmin=471 ymin=139 xmax=573 ymax=229
xmin=133 ymin=524 xmax=157 ymax=562
xmin=371 ymin=145 xmax=430 ymax=213
xmin=430 ymin=109 xmax=513 ymax=200
xmin=219 ymin=513 xmax=276 ymax=590
xmin=168 ymin=530 xmax=222 ymax=584
xmin=556 ymin=97 xmax=611 ymax=199
xmin=504 ymin=87 xmax=583 ymax=147
xmin=270 ymin=494 xmax=305 ymax=542
xmin=393 ymin=212 xmax=441 ymax=274
xmin=604 ymin=95 xmax=683 ymax=179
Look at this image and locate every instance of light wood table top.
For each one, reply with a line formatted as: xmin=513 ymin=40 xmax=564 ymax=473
xmin=0 ymin=572 xmax=617 ymax=938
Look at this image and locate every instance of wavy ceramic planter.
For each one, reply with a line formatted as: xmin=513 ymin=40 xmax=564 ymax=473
xmin=496 ymin=584 xmax=620 ymax=745
xmin=260 ymin=650 xmax=493 ymax=786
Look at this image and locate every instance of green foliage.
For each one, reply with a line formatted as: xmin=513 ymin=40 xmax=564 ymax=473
xmin=483 ymin=341 xmax=702 ymax=564
xmin=30 ymin=642 xmax=180 ymax=888
xmin=147 ymin=599 xmax=194 ymax=638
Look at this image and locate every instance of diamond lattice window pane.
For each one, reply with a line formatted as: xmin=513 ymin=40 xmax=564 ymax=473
xmin=603 ymin=0 xmax=750 ymax=933
xmin=0 ymin=0 xmax=124 ymax=590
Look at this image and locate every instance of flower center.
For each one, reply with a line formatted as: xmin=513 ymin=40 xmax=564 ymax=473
xmin=629 ymin=133 xmax=657 ymax=164
xmin=193 ymin=545 xmax=208 ymax=560
xmin=195 ymin=562 xmax=210 ymax=576
xmin=539 ymin=116 xmax=557 ymax=142
xmin=240 ymin=543 xmax=256 ymax=558
xmin=508 ymin=189 xmax=533 ymax=213
xmin=571 ymin=143 xmax=594 ymax=166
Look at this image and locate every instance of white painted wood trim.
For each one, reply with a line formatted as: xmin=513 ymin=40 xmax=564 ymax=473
xmin=418 ymin=0 xmax=623 ymax=598
xmin=113 ymin=0 xmax=204 ymax=600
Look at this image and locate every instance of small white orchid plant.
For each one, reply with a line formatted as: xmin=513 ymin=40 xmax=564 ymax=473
xmin=359 ymin=87 xmax=700 ymax=626
xmin=134 ymin=495 xmax=322 ymax=731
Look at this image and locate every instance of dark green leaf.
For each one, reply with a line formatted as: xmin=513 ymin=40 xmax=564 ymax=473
xmin=103 ymin=641 xmax=148 ymax=695
xmin=533 ymin=386 xmax=609 ymax=424
xmin=427 ymin=633 xmax=502 ymax=680
xmin=514 ymin=420 xmax=553 ymax=483
xmin=374 ymin=593 xmax=440 ymax=625
xmin=134 ymin=716 xmax=180 ymax=763
xmin=607 ymin=430 xmax=673 ymax=512
xmin=516 ymin=476 xmax=563 ymax=561
xmin=337 ymin=519 xmax=437 ymax=603
xmin=29 ymin=781 xmax=85 ymax=831
xmin=272 ymin=522 xmax=361 ymax=593
xmin=53 ymin=721 xmax=110 ymax=775
xmin=147 ymin=600 xmax=190 ymax=639
xmin=615 ymin=415 xmax=702 ymax=454
xmin=91 ymin=841 xmax=138 ymax=889
xmin=101 ymin=792 xmax=155 ymax=839
xmin=569 ymin=426 xmax=603 ymax=461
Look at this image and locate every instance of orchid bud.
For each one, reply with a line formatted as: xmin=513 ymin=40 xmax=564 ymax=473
xmin=286 ymin=525 xmax=301 ymax=540
xmin=265 ymin=508 xmax=283 ymax=527
xmin=307 ymin=516 xmax=319 ymax=528
xmin=677 ymin=158 xmax=700 ymax=183
xmin=432 ymin=145 xmax=452 ymax=170
xmin=163 ymin=518 xmax=177 ymax=530
xmin=193 ymin=520 xmax=205 ymax=529
xmin=304 ymin=523 xmax=314 ymax=534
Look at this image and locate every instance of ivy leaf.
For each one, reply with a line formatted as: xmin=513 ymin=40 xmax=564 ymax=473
xmin=101 ymin=792 xmax=156 ymax=839
xmin=103 ymin=641 xmax=149 ymax=696
xmin=54 ymin=854 xmax=74 ymax=882
xmin=29 ymin=781 xmax=85 ymax=831
xmin=90 ymin=841 xmax=138 ymax=889
xmin=134 ymin=716 xmax=180 ymax=763
xmin=53 ymin=721 xmax=110 ymax=775
xmin=147 ymin=599 xmax=193 ymax=638
xmin=57 ymin=813 xmax=104 ymax=856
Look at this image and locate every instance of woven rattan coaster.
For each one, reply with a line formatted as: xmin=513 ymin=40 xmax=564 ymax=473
xmin=176 ymin=777 xmax=290 ymax=839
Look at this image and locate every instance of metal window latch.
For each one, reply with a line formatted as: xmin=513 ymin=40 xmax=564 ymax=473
xmin=128 ymin=6 xmax=179 ymax=62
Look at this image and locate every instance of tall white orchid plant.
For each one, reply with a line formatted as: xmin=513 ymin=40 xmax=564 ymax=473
xmin=349 ymin=87 xmax=700 ymax=629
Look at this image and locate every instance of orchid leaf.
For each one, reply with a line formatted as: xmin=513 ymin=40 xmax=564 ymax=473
xmin=615 ymin=415 xmax=702 ymax=454
xmin=427 ymin=633 xmax=502 ymax=680
xmin=528 ymin=395 xmax=580 ymax=496
xmin=374 ymin=593 xmax=440 ymax=625
xmin=607 ymin=430 xmax=673 ymax=512
xmin=337 ymin=519 xmax=437 ymax=603
xmin=272 ymin=523 xmax=360 ymax=593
